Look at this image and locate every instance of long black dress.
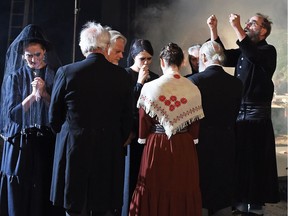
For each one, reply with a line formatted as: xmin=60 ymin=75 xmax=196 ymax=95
xmin=0 ymin=24 xmax=63 ymax=216
xmin=0 ymin=65 xmax=62 ymax=216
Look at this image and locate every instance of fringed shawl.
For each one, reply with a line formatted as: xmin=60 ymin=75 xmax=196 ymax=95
xmin=137 ymin=73 xmax=204 ymax=139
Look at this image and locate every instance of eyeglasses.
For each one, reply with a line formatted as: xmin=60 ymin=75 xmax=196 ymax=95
xmin=139 ymin=57 xmax=152 ymax=61
xmin=245 ymin=20 xmax=263 ymax=28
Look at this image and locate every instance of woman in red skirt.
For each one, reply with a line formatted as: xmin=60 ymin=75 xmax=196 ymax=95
xmin=129 ymin=42 xmax=204 ymax=216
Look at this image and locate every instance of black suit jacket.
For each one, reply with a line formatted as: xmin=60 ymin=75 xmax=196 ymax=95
xmin=49 ymin=53 xmax=133 ymax=212
xmin=188 ymin=65 xmax=243 ymax=210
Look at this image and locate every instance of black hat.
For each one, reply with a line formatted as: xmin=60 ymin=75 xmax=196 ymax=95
xmin=17 ymin=24 xmax=52 ymax=52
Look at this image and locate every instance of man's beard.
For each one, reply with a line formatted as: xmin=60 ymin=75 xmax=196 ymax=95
xmin=245 ymin=28 xmax=261 ymax=43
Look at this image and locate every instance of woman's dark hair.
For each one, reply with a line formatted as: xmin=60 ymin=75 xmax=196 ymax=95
xmin=126 ymin=39 xmax=154 ymax=67
xmin=159 ymin=42 xmax=184 ymax=67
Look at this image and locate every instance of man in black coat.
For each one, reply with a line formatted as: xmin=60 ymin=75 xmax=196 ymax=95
xmin=49 ymin=21 xmax=133 ymax=216
xmin=207 ymin=13 xmax=280 ymax=216
xmin=188 ymin=40 xmax=243 ymax=216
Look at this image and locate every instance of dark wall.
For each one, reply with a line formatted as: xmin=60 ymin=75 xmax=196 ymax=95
xmin=0 ymin=0 xmax=10 ymax=85
xmin=0 ymin=0 xmax=131 ymax=82
xmin=0 ymin=0 xmax=169 ymax=84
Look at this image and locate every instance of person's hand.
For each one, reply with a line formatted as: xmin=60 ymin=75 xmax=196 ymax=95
xmin=31 ymin=77 xmax=46 ymax=101
xmin=31 ymin=79 xmax=41 ymax=101
xmin=207 ymin=14 xmax=218 ymax=30
xmin=34 ymin=77 xmax=46 ymax=96
xmin=123 ymin=132 xmax=136 ymax=147
xmin=229 ymin=13 xmax=241 ymax=29
xmin=228 ymin=13 xmax=246 ymax=41
xmin=137 ymin=65 xmax=150 ymax=84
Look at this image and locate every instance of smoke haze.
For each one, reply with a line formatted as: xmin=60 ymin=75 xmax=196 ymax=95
xmin=131 ymin=0 xmax=287 ymax=137
xmin=131 ymin=0 xmax=287 ymax=76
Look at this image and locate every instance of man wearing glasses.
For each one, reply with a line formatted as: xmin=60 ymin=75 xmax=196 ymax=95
xmin=206 ymin=13 xmax=279 ymax=216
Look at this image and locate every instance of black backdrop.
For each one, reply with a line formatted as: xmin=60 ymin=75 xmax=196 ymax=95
xmin=0 ymin=0 xmax=168 ymax=84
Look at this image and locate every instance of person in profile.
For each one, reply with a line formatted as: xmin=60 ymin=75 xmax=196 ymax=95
xmin=106 ymin=28 xmax=127 ymax=65
xmin=185 ymin=44 xmax=201 ymax=78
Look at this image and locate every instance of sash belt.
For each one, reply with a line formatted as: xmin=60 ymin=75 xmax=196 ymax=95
xmin=0 ymin=124 xmax=52 ymax=143
xmin=237 ymin=102 xmax=271 ymax=121
xmin=151 ymin=124 xmax=188 ymax=134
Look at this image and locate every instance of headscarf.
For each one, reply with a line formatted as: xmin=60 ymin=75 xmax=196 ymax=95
xmin=137 ymin=73 xmax=204 ymax=138
xmin=0 ymin=24 xmax=61 ymax=137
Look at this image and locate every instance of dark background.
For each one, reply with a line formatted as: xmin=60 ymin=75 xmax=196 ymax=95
xmin=0 ymin=0 xmax=169 ymax=84
xmin=0 ymin=0 xmax=287 ymax=97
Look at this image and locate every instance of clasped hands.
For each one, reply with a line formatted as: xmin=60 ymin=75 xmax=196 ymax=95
xmin=31 ymin=77 xmax=45 ymax=101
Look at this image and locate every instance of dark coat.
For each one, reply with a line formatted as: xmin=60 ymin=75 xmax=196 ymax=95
xmin=188 ymin=65 xmax=243 ymax=210
xmin=216 ymin=36 xmax=280 ymax=203
xmin=216 ymin=36 xmax=276 ymax=103
xmin=0 ymin=65 xmax=61 ymax=216
xmin=49 ymin=53 xmax=133 ymax=212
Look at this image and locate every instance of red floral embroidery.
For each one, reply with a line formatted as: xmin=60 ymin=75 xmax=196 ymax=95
xmin=180 ymin=97 xmax=187 ymax=104
xmin=158 ymin=95 xmax=189 ymax=112
xmin=169 ymin=105 xmax=175 ymax=111
xmin=170 ymin=95 xmax=177 ymax=101
xmin=159 ymin=95 xmax=166 ymax=101
xmin=175 ymin=101 xmax=181 ymax=107
xmin=165 ymin=100 xmax=171 ymax=106
xmin=173 ymin=74 xmax=181 ymax=79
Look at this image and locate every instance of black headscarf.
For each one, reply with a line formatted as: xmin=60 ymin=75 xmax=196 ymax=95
xmin=0 ymin=24 xmax=61 ymax=137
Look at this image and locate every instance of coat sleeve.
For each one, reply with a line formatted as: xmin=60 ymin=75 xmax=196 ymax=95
xmin=188 ymin=120 xmax=200 ymax=140
xmin=49 ymin=67 xmax=66 ymax=133
xmin=215 ymin=36 xmax=241 ymax=68
xmin=137 ymin=107 xmax=153 ymax=144
xmin=120 ymin=70 xmax=133 ymax=144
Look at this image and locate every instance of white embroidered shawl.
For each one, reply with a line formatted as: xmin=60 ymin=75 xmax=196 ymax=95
xmin=137 ymin=73 xmax=204 ymax=139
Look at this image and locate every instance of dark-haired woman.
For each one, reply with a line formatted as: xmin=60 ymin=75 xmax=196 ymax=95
xmin=0 ymin=24 xmax=63 ymax=216
xmin=122 ymin=39 xmax=159 ymax=216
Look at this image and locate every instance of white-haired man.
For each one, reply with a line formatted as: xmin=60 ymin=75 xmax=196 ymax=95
xmin=188 ymin=40 xmax=243 ymax=216
xmin=107 ymin=28 xmax=127 ymax=65
xmin=49 ymin=21 xmax=133 ymax=216
xmin=185 ymin=44 xmax=201 ymax=77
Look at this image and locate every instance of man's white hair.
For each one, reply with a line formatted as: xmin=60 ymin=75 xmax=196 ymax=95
xmin=188 ymin=44 xmax=201 ymax=55
xmin=108 ymin=29 xmax=127 ymax=47
xmin=79 ymin=21 xmax=110 ymax=56
xmin=200 ymin=41 xmax=225 ymax=64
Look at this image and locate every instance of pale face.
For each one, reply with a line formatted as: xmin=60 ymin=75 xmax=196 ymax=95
xmin=23 ymin=43 xmax=46 ymax=69
xmin=244 ymin=16 xmax=264 ymax=42
xmin=108 ymin=38 xmax=126 ymax=65
xmin=189 ymin=48 xmax=200 ymax=72
xmin=133 ymin=50 xmax=152 ymax=70
xmin=198 ymin=55 xmax=206 ymax=72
